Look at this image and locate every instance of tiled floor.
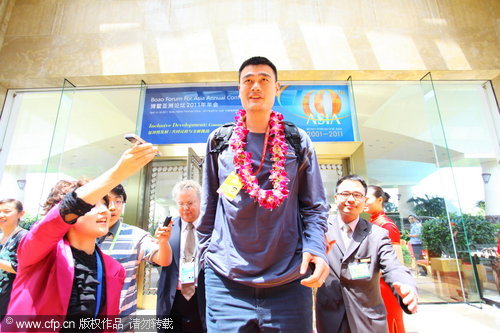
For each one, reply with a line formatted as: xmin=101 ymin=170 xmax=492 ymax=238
xmin=139 ymin=303 xmax=499 ymax=332
xmin=404 ymin=303 xmax=499 ymax=333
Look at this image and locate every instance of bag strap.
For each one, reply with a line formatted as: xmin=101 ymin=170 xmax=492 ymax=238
xmin=209 ymin=120 xmax=304 ymax=164
xmin=209 ymin=122 xmax=235 ymax=154
xmin=283 ymin=121 xmax=303 ymax=164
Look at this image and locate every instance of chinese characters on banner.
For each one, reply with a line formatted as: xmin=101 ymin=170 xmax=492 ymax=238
xmin=141 ymin=85 xmax=355 ymax=144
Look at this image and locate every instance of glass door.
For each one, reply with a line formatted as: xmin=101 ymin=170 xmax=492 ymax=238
xmin=138 ymin=150 xmax=203 ymax=309
xmin=37 ymin=79 xmax=76 ymax=211
xmin=421 ymin=77 xmax=500 ymax=305
xmin=420 ymin=73 xmax=479 ymax=304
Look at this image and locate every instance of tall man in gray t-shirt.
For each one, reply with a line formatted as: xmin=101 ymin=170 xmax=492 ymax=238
xmin=198 ymin=56 xmax=330 ymax=332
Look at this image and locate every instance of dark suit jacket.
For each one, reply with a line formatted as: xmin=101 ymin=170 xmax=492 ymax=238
xmin=316 ymin=217 xmax=416 ymax=333
xmin=156 ymin=217 xmax=206 ymax=328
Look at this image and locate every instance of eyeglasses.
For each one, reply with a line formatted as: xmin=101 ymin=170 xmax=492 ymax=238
xmin=177 ymin=202 xmax=195 ymax=208
xmin=336 ymin=191 xmax=365 ymax=201
xmin=110 ymin=200 xmax=124 ymax=206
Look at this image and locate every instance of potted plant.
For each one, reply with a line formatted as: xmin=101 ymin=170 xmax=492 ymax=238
xmin=19 ymin=213 xmax=41 ymax=231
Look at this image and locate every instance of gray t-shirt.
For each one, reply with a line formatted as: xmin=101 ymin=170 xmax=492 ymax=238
xmin=198 ymin=126 xmax=329 ymax=287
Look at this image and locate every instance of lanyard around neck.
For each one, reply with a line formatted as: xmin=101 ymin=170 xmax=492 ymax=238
xmin=106 ymin=222 xmax=122 ymax=253
xmin=251 ymin=126 xmax=270 ymax=176
xmin=94 ymin=251 xmax=103 ymax=318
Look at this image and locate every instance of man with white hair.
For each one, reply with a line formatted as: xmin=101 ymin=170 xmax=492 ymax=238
xmin=157 ymin=180 xmax=205 ymax=332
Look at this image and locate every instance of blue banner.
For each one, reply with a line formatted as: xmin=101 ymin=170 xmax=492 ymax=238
xmin=275 ymin=84 xmax=355 ymax=142
xmin=141 ymin=84 xmax=354 ymax=144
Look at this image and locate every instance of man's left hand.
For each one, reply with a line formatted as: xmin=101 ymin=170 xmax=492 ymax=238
xmin=393 ymin=282 xmax=418 ymax=314
xmin=299 ymin=252 xmax=329 ymax=288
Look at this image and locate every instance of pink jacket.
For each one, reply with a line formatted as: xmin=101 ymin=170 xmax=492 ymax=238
xmin=4 ymin=204 xmax=125 ymax=322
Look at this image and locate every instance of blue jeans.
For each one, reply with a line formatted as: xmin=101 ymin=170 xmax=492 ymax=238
xmin=204 ymin=265 xmax=312 ymax=333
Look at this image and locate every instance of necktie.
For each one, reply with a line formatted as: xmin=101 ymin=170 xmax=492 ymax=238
xmin=341 ymin=223 xmax=352 ymax=248
xmin=181 ymin=223 xmax=196 ymax=300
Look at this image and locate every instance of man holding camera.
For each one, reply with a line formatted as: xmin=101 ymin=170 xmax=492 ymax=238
xmin=157 ymin=180 xmax=206 ymax=332
xmin=98 ymin=184 xmax=172 ymax=320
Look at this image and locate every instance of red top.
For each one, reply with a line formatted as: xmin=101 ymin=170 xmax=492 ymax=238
xmin=369 ymin=211 xmax=406 ymax=333
xmin=5 ymin=204 xmax=125 ymax=323
xmin=370 ymin=211 xmax=401 ymax=245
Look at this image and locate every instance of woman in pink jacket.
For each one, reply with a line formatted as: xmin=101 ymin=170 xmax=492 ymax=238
xmin=2 ymin=143 xmax=159 ymax=331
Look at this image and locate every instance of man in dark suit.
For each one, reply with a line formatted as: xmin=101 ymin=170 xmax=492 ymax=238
xmin=157 ymin=180 xmax=206 ymax=333
xmin=316 ymin=174 xmax=418 ymax=333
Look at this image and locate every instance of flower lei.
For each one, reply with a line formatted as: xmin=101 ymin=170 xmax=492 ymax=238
xmin=229 ymin=109 xmax=290 ymax=210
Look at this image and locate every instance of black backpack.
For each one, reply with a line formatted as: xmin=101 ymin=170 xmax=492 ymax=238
xmin=208 ymin=121 xmax=304 ymax=164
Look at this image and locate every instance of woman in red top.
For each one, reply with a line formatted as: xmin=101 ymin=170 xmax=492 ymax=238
xmin=365 ymin=185 xmax=406 ymax=333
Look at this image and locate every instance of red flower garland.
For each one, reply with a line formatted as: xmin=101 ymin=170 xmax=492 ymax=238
xmin=229 ymin=109 xmax=290 ymax=210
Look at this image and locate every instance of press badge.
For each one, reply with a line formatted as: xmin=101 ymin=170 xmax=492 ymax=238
xmin=180 ymin=261 xmax=196 ymax=284
xmin=217 ymin=171 xmax=243 ymax=200
xmin=348 ymin=261 xmax=371 ymax=280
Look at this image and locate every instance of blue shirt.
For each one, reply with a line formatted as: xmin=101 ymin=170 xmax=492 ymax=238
xmin=409 ymin=222 xmax=422 ymax=245
xmin=98 ymin=220 xmax=158 ymax=317
xmin=198 ymin=127 xmax=329 ymax=287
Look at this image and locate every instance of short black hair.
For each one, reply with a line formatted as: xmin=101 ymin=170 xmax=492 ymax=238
xmin=238 ymin=56 xmax=278 ymax=81
xmin=110 ymin=184 xmax=127 ymax=203
xmin=335 ymin=174 xmax=367 ymax=195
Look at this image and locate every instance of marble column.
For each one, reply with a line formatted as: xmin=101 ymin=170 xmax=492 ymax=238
xmin=481 ymin=160 xmax=500 ymax=222
xmin=398 ymin=185 xmax=414 ymax=230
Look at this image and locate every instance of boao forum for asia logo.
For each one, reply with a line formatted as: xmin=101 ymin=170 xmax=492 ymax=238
xmin=276 ymin=85 xmax=354 ymax=141
xmin=277 ymin=86 xmax=351 ymax=125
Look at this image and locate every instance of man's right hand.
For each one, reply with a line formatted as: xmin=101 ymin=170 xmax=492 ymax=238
xmin=393 ymin=282 xmax=418 ymax=314
xmin=155 ymin=224 xmax=173 ymax=243
xmin=153 ymin=224 xmax=173 ymax=266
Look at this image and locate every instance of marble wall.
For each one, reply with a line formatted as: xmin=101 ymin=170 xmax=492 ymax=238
xmin=0 ymin=84 xmax=5 ymax=108
xmin=0 ymin=0 xmax=13 ymax=48
xmin=0 ymin=0 xmax=498 ymax=91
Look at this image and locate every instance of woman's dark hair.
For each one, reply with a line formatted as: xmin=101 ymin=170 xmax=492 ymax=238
xmin=0 ymin=198 xmax=23 ymax=212
xmin=368 ymin=185 xmax=391 ymax=203
xmin=408 ymin=214 xmax=420 ymax=222
xmin=42 ymin=178 xmax=90 ymax=215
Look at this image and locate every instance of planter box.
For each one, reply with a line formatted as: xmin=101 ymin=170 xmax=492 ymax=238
xmin=430 ymin=258 xmax=462 ymax=272
xmin=460 ymin=263 xmax=487 ymax=299
xmin=461 ymin=263 xmax=486 ymax=281
xmin=430 ymin=258 xmax=463 ymax=301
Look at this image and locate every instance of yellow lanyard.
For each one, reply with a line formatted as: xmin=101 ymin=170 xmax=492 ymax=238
xmin=104 ymin=222 xmax=122 ymax=253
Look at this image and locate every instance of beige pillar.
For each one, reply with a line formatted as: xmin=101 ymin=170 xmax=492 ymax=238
xmin=481 ymin=160 xmax=500 ymax=222
xmin=398 ymin=185 xmax=414 ymax=221
xmin=0 ymin=84 xmax=6 ymax=110
xmin=491 ymin=76 xmax=500 ymax=108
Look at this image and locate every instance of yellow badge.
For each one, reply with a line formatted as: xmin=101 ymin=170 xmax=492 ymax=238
xmin=217 ymin=171 xmax=243 ymax=200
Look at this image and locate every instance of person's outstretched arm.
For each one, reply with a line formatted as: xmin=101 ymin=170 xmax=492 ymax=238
xmin=19 ymin=144 xmax=158 ymax=267
xmin=74 ymin=144 xmax=157 ymax=206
